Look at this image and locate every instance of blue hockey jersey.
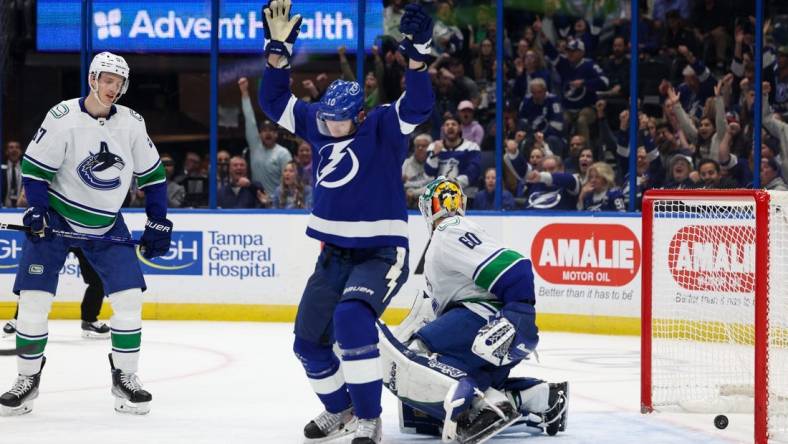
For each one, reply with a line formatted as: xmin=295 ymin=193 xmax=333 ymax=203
xmin=259 ymin=67 xmax=434 ymax=249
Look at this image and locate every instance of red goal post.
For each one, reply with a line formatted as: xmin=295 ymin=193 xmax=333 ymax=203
xmin=641 ymin=189 xmax=788 ymax=444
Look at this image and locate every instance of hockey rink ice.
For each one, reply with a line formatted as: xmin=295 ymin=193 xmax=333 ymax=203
xmin=0 ymin=320 xmax=759 ymax=443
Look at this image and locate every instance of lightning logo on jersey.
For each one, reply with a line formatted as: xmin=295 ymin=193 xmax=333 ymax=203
xmin=77 ymin=141 xmax=125 ymax=190
xmin=315 ymin=139 xmax=359 ymax=189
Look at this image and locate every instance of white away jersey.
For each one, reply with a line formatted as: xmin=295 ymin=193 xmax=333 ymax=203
xmin=22 ymin=98 xmax=165 ymax=234
xmin=423 ymin=216 xmax=529 ymax=320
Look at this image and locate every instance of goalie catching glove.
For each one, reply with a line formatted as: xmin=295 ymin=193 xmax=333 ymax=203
xmin=398 ymin=4 xmax=434 ymax=63
xmin=472 ymin=312 xmax=534 ymax=367
xmin=263 ymin=0 xmax=302 ymax=62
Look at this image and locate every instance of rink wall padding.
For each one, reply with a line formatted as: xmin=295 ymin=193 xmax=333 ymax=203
xmin=0 ymin=210 xmax=643 ymax=336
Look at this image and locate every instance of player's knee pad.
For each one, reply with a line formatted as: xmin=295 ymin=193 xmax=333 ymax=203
xmin=333 ymin=300 xmax=377 ymax=351
xmin=18 ymin=290 xmax=54 ymax=323
xmin=108 ymin=288 xmax=143 ymax=321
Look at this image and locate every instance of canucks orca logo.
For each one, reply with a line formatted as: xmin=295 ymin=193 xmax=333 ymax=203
xmin=77 ymin=142 xmax=125 ymax=190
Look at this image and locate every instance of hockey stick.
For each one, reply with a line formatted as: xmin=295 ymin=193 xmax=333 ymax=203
xmin=414 ymin=239 xmax=431 ymax=275
xmin=0 ymin=223 xmax=140 ymax=246
xmin=0 ymin=344 xmax=37 ymax=356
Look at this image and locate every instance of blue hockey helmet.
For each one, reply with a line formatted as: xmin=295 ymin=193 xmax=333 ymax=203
xmin=317 ymin=79 xmax=364 ymax=122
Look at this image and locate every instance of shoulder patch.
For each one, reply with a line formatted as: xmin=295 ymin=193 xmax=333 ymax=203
xmin=436 ymin=216 xmax=461 ymax=231
xmin=49 ymin=104 xmax=70 ymax=119
xmin=129 ymin=109 xmax=144 ymax=122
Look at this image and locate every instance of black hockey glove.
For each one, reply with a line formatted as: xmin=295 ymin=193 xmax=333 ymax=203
xmin=140 ymin=217 xmax=172 ymax=259
xmin=398 ymin=4 xmax=434 ymax=63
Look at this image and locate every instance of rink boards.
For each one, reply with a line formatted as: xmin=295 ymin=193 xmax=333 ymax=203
xmin=0 ymin=209 xmax=642 ymax=335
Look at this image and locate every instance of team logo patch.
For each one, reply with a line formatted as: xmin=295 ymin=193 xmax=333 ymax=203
xmin=129 ymin=109 xmax=143 ymax=122
xmin=28 ymin=264 xmax=44 ymax=275
xmin=49 ymin=104 xmax=69 ymax=119
xmin=315 ymin=139 xmax=359 ymax=189
xmin=77 ymin=141 xmax=125 ymax=190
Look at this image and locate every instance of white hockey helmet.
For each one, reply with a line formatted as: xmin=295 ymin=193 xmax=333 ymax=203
xmin=418 ymin=176 xmax=467 ymax=234
xmin=88 ymin=51 xmax=130 ymax=98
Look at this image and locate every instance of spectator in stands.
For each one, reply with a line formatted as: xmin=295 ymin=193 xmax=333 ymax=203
xmin=217 ymin=149 xmax=231 ymax=190
xmin=472 ymin=38 xmax=496 ymax=83
xmin=432 ymin=1 xmax=464 ymax=56
xmin=218 ymin=156 xmax=269 ymax=209
xmin=527 ymin=146 xmax=545 ymax=171
xmin=540 ymin=31 xmax=609 ymax=142
xmin=517 ymin=78 xmax=565 ymax=156
xmin=664 ymin=155 xmax=698 ymax=189
xmin=473 ymin=168 xmax=515 ymax=210
xmin=160 ymin=153 xmax=185 ymax=208
xmin=691 ymin=0 xmax=732 ymax=72
xmin=174 ymin=151 xmax=208 ymax=207
xmin=294 ymin=139 xmax=313 ymax=187
xmin=424 ymin=116 xmax=481 ymax=190
xmin=338 ymin=45 xmax=383 ymax=109
xmin=238 ymin=77 xmax=292 ymax=195
xmin=662 ymin=10 xmax=700 ymax=59
xmin=579 ymin=162 xmax=626 ymax=212
xmin=676 ymin=45 xmax=716 ymax=120
xmin=762 ymin=157 xmax=788 ymax=191
xmin=457 ymin=100 xmax=484 ymax=146
xmin=446 ymin=57 xmax=480 ymax=107
xmin=512 ymin=49 xmax=552 ymax=105
xmin=2 ymin=140 xmax=22 ymax=207
xmin=773 ymin=46 xmax=788 ymax=117
xmin=403 ymin=134 xmax=434 ymax=209
xmin=430 ymin=68 xmax=469 ymax=139
xmin=521 ymin=155 xmax=580 ymax=210
xmin=272 ymin=161 xmax=312 ymax=209
xmin=564 ymin=135 xmax=589 ymax=172
xmin=599 ymin=36 xmax=630 ymax=103
xmin=697 ymin=158 xmax=738 ymax=189
xmin=383 ymin=0 xmax=405 ymax=41
xmin=621 ymin=147 xmax=655 ymax=211
xmin=652 ymin=1 xmax=692 ymax=27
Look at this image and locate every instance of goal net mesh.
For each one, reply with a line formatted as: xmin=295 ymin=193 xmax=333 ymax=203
xmin=649 ymin=192 xmax=788 ymax=438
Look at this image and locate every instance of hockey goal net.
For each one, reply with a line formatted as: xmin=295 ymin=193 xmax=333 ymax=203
xmin=641 ymin=189 xmax=788 ymax=443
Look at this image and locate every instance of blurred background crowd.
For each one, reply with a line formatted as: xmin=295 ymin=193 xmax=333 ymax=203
xmin=1 ymin=0 xmax=787 ymax=211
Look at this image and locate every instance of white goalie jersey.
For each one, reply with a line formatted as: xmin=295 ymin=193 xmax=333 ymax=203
xmin=424 ymin=216 xmax=530 ymax=320
xmin=21 ymin=98 xmax=165 ymax=234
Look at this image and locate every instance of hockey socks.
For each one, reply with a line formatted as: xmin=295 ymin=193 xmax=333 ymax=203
xmin=293 ymin=336 xmax=351 ymax=413
xmin=16 ymin=291 xmax=52 ymax=376
xmin=334 ymin=300 xmax=382 ymax=420
xmin=108 ymin=289 xmax=143 ymax=373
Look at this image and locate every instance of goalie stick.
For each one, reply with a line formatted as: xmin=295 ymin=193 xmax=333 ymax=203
xmin=414 ymin=239 xmax=430 ymax=275
xmin=0 ymin=223 xmax=140 ymax=246
xmin=0 ymin=344 xmax=37 ymax=356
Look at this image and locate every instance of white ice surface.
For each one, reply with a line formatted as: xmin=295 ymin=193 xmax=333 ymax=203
xmin=0 ymin=321 xmax=760 ymax=443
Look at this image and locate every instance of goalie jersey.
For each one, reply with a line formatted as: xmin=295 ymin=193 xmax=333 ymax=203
xmin=21 ymin=98 xmax=165 ymax=234
xmin=423 ymin=216 xmax=536 ymax=320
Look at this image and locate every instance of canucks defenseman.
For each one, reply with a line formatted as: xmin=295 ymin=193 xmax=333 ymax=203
xmin=257 ymin=1 xmax=434 ymax=442
xmin=0 ymin=52 xmax=173 ymax=416
xmin=376 ymin=177 xmax=568 ymax=443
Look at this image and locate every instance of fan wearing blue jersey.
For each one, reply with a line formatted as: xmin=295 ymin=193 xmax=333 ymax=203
xmin=257 ymin=1 xmax=435 ymax=443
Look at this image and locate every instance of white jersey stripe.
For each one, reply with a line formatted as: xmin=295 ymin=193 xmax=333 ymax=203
xmin=308 ymin=214 xmax=408 ymax=239
xmin=49 ymin=189 xmax=116 ymax=216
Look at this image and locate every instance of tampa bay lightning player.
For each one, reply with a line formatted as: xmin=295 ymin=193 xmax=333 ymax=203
xmin=257 ymin=1 xmax=434 ymax=443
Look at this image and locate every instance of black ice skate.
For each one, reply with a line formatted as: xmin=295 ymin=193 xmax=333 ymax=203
xmin=303 ymin=406 xmax=356 ymax=443
xmin=0 ymin=357 xmax=45 ymax=416
xmin=2 ymin=319 xmax=16 ymax=337
xmin=81 ymin=320 xmax=110 ymax=339
xmin=456 ymin=400 xmax=522 ymax=444
xmin=351 ymin=417 xmax=382 ymax=444
xmin=542 ymin=381 xmax=569 ymax=436
xmin=109 ymin=354 xmax=151 ymax=415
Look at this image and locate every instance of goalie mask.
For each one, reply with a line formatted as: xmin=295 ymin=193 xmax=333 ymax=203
xmin=88 ymin=52 xmax=130 ymax=107
xmin=418 ymin=176 xmax=467 ymax=234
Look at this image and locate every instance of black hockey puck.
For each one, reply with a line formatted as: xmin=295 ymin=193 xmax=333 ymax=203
xmin=714 ymin=415 xmax=729 ymax=430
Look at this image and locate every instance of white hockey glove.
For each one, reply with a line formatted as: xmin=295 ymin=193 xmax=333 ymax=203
xmin=263 ymin=0 xmax=302 ymax=61
xmin=471 ymin=315 xmax=531 ymax=366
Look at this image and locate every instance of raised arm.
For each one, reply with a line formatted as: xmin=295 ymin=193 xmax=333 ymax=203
xmin=238 ymin=78 xmax=264 ymax=153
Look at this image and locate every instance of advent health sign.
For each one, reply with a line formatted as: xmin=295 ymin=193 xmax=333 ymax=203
xmin=37 ymin=0 xmax=384 ymax=54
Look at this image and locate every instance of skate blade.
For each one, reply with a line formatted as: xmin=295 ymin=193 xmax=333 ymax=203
xmin=81 ymin=330 xmax=110 ymax=340
xmin=114 ymin=398 xmax=151 ymax=415
xmin=303 ymin=417 xmax=358 ymax=443
xmin=0 ymin=401 xmax=34 ymax=416
xmin=460 ymin=412 xmax=522 ymax=444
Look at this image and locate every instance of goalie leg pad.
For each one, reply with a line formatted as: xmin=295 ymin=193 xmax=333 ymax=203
xmin=504 ymin=377 xmax=550 ymax=414
xmin=394 ymin=291 xmax=437 ymax=344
